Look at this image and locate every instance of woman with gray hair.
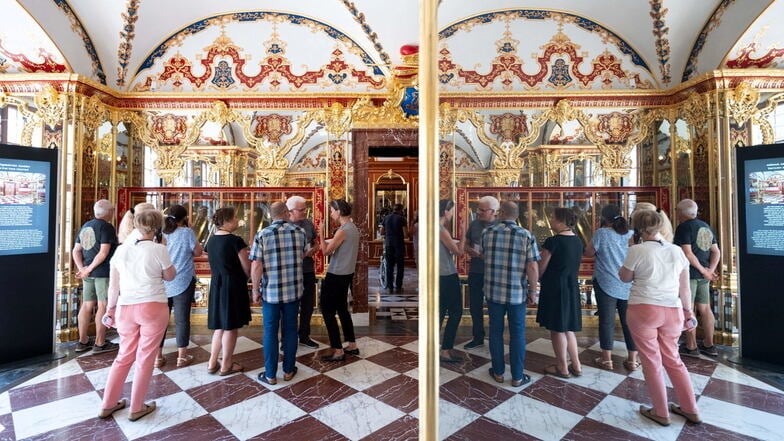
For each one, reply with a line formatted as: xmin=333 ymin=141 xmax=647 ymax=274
xmin=99 ymin=209 xmax=176 ymax=422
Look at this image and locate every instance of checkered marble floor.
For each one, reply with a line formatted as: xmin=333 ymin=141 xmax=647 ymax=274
xmin=2 ymin=332 xmax=783 ymax=440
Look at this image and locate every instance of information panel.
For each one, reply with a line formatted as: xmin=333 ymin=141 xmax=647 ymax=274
xmin=0 ymin=157 xmax=51 ymax=256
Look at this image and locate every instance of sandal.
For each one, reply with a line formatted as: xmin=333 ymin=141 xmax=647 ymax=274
xmin=98 ymin=398 xmax=127 ymax=419
xmin=176 ymin=354 xmax=194 ymax=368
xmin=568 ymin=364 xmax=582 ymax=377
xmin=669 ymin=402 xmax=702 ymax=424
xmin=219 ymin=362 xmax=244 ymax=376
xmin=510 ymin=374 xmax=531 ymax=387
xmin=154 ymin=356 xmax=167 ymax=368
xmin=207 ymin=361 xmax=221 ymax=375
xmin=624 ymin=360 xmax=641 ymax=371
xmin=639 ymin=405 xmax=670 ymax=426
xmin=283 ymin=366 xmax=298 ymax=381
xmin=595 ymin=357 xmax=614 ymax=370
xmin=489 ymin=368 xmax=504 ymax=383
xmin=128 ymin=402 xmax=156 ymax=422
xmin=258 ymin=372 xmax=277 ymax=385
xmin=544 ymin=364 xmax=571 ymax=378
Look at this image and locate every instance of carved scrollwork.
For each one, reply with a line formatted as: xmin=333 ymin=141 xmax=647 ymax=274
xmin=80 ymin=95 xmax=108 ymax=132
xmin=34 ymin=85 xmax=68 ymax=129
xmin=679 ymin=92 xmax=711 ymax=128
xmin=726 ymin=81 xmax=759 ymax=126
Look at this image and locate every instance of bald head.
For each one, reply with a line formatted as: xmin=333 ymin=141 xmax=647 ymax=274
xmin=498 ymin=201 xmax=519 ymax=221
xmin=270 ymin=201 xmax=290 ymax=220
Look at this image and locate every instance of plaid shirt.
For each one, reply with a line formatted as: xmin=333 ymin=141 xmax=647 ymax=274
xmin=249 ymin=219 xmax=306 ymax=304
xmin=481 ymin=220 xmax=541 ymax=305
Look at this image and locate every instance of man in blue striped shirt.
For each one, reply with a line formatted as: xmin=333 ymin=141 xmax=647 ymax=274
xmin=482 ymin=200 xmax=540 ymax=387
xmin=250 ymin=201 xmax=306 ymax=385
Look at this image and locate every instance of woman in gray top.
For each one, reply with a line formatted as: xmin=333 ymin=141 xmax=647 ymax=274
xmin=320 ymin=199 xmax=360 ymax=362
xmin=439 ymin=199 xmax=465 ymax=362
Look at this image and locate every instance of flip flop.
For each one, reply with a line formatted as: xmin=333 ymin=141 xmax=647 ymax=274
xmin=510 ymin=374 xmax=531 ymax=387
xmin=98 ymin=398 xmax=127 ymax=419
xmin=283 ymin=366 xmax=298 ymax=381
xmin=669 ymin=402 xmax=702 ymax=424
xmin=568 ymin=364 xmax=582 ymax=377
xmin=207 ymin=361 xmax=221 ymax=375
xmin=128 ymin=401 xmax=156 ymax=422
xmin=258 ymin=372 xmax=277 ymax=385
xmin=544 ymin=364 xmax=571 ymax=378
xmin=488 ymin=368 xmax=504 ymax=383
xmin=219 ymin=362 xmax=244 ymax=376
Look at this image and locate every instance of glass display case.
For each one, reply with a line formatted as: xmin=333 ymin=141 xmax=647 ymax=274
xmin=455 ymin=186 xmax=668 ymax=277
xmin=117 ymin=186 xmax=327 ymax=277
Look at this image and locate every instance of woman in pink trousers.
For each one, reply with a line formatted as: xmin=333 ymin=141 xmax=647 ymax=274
xmin=98 ymin=209 xmax=176 ymax=422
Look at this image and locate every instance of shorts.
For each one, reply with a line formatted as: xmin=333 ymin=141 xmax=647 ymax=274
xmin=82 ymin=277 xmax=109 ymax=303
xmin=689 ymin=279 xmax=711 ymax=305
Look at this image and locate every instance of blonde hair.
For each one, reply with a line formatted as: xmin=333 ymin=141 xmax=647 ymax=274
xmin=133 ymin=209 xmax=164 ymax=235
xmin=631 ymin=209 xmax=665 ymax=238
xmin=632 ymin=202 xmax=673 ymax=242
xmin=118 ymin=202 xmax=155 ymax=243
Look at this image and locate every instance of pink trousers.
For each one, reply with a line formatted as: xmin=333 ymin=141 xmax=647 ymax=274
xmin=627 ymin=303 xmax=699 ymax=418
xmin=101 ymin=302 xmax=169 ymax=413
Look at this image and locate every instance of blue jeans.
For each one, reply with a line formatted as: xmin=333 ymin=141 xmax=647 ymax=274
xmin=488 ymin=300 xmax=526 ymax=381
xmin=262 ymin=299 xmax=300 ymax=377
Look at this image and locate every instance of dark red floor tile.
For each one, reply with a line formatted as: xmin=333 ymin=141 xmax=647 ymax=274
xmin=440 ymin=376 xmax=515 ymax=414
xmin=522 ymin=375 xmax=606 ymax=415
xmin=366 ymin=348 xmax=418 ymax=373
xmin=369 ymin=335 xmax=417 ymax=346
xmin=676 ymin=421 xmax=761 ymax=441
xmin=702 ymin=378 xmax=784 ymax=416
xmin=22 ymin=413 xmax=126 ymax=441
xmin=361 ymin=414 xmax=418 ymax=441
xmin=275 ymin=374 xmax=358 ymax=413
xmin=439 ymin=351 xmax=490 ymax=374
xmin=610 ymin=376 xmax=678 ymax=406
xmin=295 ymin=350 xmax=361 ymax=373
xmin=187 ymin=374 xmax=269 ymax=413
xmin=446 ymin=416 xmax=537 ymax=441
xmin=0 ymin=413 xmax=15 ymax=441
xmin=249 ymin=414 xmax=346 ymax=441
xmin=136 ymin=414 xmax=237 ymax=441
xmin=75 ymin=351 xmax=118 ymax=373
xmin=9 ymin=374 xmax=94 ymax=412
xmin=229 ymin=349 xmax=265 ymax=373
xmin=364 ymin=375 xmax=418 ymax=413
xmin=678 ymin=356 xmax=718 ymax=377
xmin=562 ymin=418 xmax=651 ymax=441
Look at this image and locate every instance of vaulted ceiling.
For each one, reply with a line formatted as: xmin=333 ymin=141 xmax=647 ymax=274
xmin=2 ymin=0 xmax=784 ymax=94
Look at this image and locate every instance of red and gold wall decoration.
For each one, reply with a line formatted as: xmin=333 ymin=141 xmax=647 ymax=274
xmin=328 ymin=140 xmax=346 ymax=200
xmin=151 ymin=114 xmax=188 ymax=145
xmin=254 ymin=114 xmax=293 ymax=144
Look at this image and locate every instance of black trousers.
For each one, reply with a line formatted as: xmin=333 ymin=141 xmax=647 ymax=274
xmin=385 ymin=241 xmax=405 ymax=289
xmin=298 ymin=271 xmax=316 ymax=341
xmin=159 ymin=279 xmax=195 ymax=349
xmin=320 ymin=272 xmax=356 ymax=349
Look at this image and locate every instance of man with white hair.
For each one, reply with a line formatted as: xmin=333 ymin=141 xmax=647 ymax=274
xmin=463 ymin=195 xmax=499 ymax=349
xmin=674 ymin=199 xmax=720 ymax=357
xmin=72 ymin=199 xmax=119 ymax=354
xmin=286 ymin=195 xmax=320 ymax=348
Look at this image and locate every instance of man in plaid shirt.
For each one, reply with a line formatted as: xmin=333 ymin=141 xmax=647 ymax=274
xmin=482 ymin=200 xmax=540 ymax=387
xmin=250 ymin=201 xmax=306 ymax=385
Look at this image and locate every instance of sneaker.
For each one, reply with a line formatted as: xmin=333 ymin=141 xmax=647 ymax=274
xmin=299 ymin=339 xmax=319 ymax=349
xmin=74 ymin=341 xmax=92 ymax=353
xmin=679 ymin=344 xmax=700 ymax=358
xmin=698 ymin=343 xmax=718 ymax=357
xmin=93 ymin=341 xmax=119 ymax=354
xmin=463 ymin=340 xmax=484 ymax=349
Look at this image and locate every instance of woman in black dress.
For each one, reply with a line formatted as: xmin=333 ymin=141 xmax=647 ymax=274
xmin=537 ymin=207 xmax=584 ymax=378
xmin=205 ymin=207 xmax=251 ymax=376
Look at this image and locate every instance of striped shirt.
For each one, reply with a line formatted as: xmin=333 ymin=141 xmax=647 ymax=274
xmin=249 ymin=219 xmax=306 ymax=304
xmin=481 ymin=220 xmax=541 ymax=305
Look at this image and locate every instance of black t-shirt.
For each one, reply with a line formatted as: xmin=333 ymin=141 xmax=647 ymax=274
xmin=673 ymin=218 xmax=717 ymax=279
xmin=465 ymin=219 xmax=493 ymax=274
xmin=383 ymin=212 xmax=406 ymax=245
xmin=75 ymin=218 xmax=118 ymax=278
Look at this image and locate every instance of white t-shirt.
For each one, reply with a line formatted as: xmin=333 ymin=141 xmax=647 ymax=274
xmin=110 ymin=240 xmax=172 ymax=305
xmin=623 ymin=240 xmax=689 ymax=307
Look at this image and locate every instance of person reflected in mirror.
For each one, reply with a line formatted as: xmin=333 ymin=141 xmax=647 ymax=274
xmin=439 ymin=199 xmax=465 ymax=363
xmin=463 ymin=196 xmax=499 ymax=350
xmin=584 ymin=204 xmax=639 ymax=371
xmin=319 ymin=200 xmax=360 ymax=362
xmin=537 ymin=207 xmax=584 ymax=378
xmin=380 ymin=203 xmax=407 ymax=293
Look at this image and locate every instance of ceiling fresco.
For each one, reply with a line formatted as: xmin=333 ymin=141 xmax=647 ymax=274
xmin=0 ymin=0 xmax=780 ymax=92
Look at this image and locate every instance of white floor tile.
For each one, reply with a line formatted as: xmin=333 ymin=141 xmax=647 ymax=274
xmin=587 ymin=394 xmax=684 ymax=441
xmin=164 ymin=360 xmax=227 ymax=390
xmin=400 ymin=340 xmax=418 ymax=353
xmin=403 ymin=366 xmax=461 ymax=385
xmin=711 ymin=363 xmax=782 ymax=392
xmin=246 ymin=362 xmax=320 ymax=390
xmin=113 ymin=391 xmax=207 ymax=440
xmin=698 ymin=395 xmax=784 ymax=441
xmin=485 ymin=394 xmax=583 ymax=441
xmin=17 ymin=359 xmax=85 ymax=388
xmin=465 ymin=362 xmax=540 ymax=391
xmin=323 ymin=359 xmax=399 ymax=390
xmin=352 ymin=337 xmax=396 ymax=358
xmin=627 ymin=368 xmax=711 ymax=395
xmin=311 ymin=392 xmax=404 ymax=441
xmin=12 ymin=391 xmax=103 ymax=439
xmin=212 ymin=392 xmax=306 ymax=440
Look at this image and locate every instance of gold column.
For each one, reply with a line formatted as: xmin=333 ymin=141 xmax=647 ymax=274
xmin=419 ymin=0 xmax=439 ymax=439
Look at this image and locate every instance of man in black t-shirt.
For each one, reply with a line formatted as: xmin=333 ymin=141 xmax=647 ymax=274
xmin=381 ymin=204 xmax=407 ymax=292
xmin=463 ymin=195 xmax=499 ymax=349
xmin=287 ymin=195 xmax=320 ymax=348
xmin=674 ymin=199 xmax=720 ymax=357
xmin=72 ymin=199 xmax=119 ymax=354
